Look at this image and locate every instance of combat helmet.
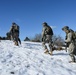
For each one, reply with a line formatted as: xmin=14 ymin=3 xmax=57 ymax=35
xmin=62 ymin=26 xmax=69 ymax=31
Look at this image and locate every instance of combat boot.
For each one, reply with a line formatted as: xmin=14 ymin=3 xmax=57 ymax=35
xmin=49 ymin=51 xmax=53 ymax=55
xmin=49 ymin=47 xmax=53 ymax=55
xmin=69 ymin=61 xmax=76 ymax=63
xmin=15 ymin=41 xmax=19 ymax=46
xmin=69 ymin=55 xmax=76 ymax=63
xmin=44 ymin=49 xmax=49 ymax=54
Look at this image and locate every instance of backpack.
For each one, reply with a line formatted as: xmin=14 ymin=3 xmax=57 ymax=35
xmin=14 ymin=25 xmax=19 ymax=33
xmin=72 ymin=31 xmax=76 ymax=40
xmin=14 ymin=25 xmax=19 ymax=30
xmin=45 ymin=25 xmax=53 ymax=35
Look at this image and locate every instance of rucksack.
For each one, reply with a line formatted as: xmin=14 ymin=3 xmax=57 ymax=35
xmin=72 ymin=31 xmax=76 ymax=40
xmin=45 ymin=25 xmax=53 ymax=35
xmin=14 ymin=25 xmax=19 ymax=33
xmin=14 ymin=25 xmax=19 ymax=30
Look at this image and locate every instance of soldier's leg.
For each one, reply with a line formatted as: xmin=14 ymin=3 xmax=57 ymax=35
xmin=49 ymin=41 xmax=53 ymax=55
xmin=14 ymin=33 xmax=19 ymax=46
xmin=68 ymin=44 xmax=76 ymax=62
xmin=15 ymin=38 xmax=18 ymax=46
xmin=69 ymin=53 xmax=75 ymax=62
xmin=42 ymin=42 xmax=49 ymax=53
xmin=18 ymin=38 xmax=21 ymax=44
xmin=47 ymin=35 xmax=53 ymax=55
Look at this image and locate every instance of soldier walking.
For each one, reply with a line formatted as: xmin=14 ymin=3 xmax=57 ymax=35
xmin=42 ymin=22 xmax=53 ymax=55
xmin=62 ymin=26 xmax=76 ymax=63
xmin=10 ymin=22 xmax=21 ymax=46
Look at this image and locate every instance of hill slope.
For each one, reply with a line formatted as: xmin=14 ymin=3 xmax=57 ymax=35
xmin=0 ymin=40 xmax=76 ymax=75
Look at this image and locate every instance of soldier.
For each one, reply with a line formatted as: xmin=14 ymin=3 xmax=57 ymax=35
xmin=42 ymin=22 xmax=53 ymax=55
xmin=6 ymin=31 xmax=11 ymax=40
xmin=62 ymin=26 xmax=76 ymax=63
xmin=10 ymin=23 xmax=15 ymax=40
xmin=10 ymin=22 xmax=21 ymax=46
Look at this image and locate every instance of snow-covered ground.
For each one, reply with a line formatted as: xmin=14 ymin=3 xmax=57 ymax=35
xmin=0 ymin=40 xmax=76 ymax=75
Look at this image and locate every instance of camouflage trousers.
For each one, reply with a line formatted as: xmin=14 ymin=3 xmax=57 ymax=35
xmin=11 ymin=32 xmax=19 ymax=46
xmin=68 ymin=42 xmax=76 ymax=62
xmin=42 ymin=35 xmax=53 ymax=52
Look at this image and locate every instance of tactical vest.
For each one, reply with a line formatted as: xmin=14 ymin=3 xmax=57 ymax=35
xmin=66 ymin=30 xmax=76 ymax=40
xmin=45 ymin=25 xmax=53 ymax=35
xmin=14 ymin=25 xmax=19 ymax=33
xmin=72 ymin=31 xmax=76 ymax=41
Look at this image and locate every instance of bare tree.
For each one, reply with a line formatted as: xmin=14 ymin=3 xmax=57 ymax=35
xmin=52 ymin=35 xmax=64 ymax=46
xmin=34 ymin=33 xmax=42 ymax=42
xmin=30 ymin=33 xmax=64 ymax=45
xmin=30 ymin=33 xmax=42 ymax=42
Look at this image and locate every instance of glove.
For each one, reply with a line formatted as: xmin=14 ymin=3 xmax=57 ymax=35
xmin=65 ymin=40 xmax=67 ymax=43
xmin=65 ymin=41 xmax=67 ymax=43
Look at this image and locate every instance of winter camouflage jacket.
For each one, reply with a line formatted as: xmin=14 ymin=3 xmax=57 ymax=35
xmin=42 ymin=25 xmax=53 ymax=42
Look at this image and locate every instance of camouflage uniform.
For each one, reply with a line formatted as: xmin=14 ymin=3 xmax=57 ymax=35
xmin=10 ymin=22 xmax=20 ymax=46
xmin=10 ymin=25 xmax=15 ymax=40
xmin=62 ymin=26 xmax=76 ymax=62
xmin=74 ymin=31 xmax=76 ymax=45
xmin=13 ymin=31 xmax=19 ymax=46
xmin=42 ymin=22 xmax=53 ymax=55
xmin=6 ymin=32 xmax=11 ymax=40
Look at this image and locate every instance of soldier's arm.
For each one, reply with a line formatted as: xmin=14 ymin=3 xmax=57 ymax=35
xmin=9 ymin=27 xmax=12 ymax=32
xmin=42 ymin=27 xmax=46 ymax=42
xmin=65 ymin=33 xmax=72 ymax=43
xmin=42 ymin=27 xmax=46 ymax=38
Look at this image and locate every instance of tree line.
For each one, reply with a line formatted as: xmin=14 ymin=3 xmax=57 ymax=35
xmin=24 ymin=33 xmax=64 ymax=46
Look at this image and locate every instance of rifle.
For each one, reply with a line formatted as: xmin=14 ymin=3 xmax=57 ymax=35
xmin=65 ymin=44 xmax=67 ymax=52
xmin=64 ymin=42 xmax=69 ymax=52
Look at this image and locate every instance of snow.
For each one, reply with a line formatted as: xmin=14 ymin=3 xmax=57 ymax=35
xmin=0 ymin=40 xmax=76 ymax=75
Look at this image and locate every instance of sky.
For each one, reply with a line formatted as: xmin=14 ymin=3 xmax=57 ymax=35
xmin=0 ymin=0 xmax=76 ymax=40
